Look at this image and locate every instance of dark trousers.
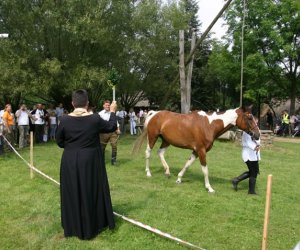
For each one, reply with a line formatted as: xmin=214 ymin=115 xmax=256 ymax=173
xmin=282 ymin=123 xmax=289 ymax=136
xmin=118 ymin=118 xmax=125 ymax=134
xmin=34 ymin=124 xmax=44 ymax=143
xmin=245 ymin=160 xmax=259 ymax=178
xmin=0 ymin=136 xmax=4 ymax=155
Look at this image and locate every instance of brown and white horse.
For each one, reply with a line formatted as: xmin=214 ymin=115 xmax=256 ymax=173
xmin=132 ymin=108 xmax=260 ymax=193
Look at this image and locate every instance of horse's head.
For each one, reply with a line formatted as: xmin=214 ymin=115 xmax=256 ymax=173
xmin=236 ymin=107 xmax=260 ymax=140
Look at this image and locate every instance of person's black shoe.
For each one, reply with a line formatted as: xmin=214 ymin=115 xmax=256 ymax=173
xmin=231 ymin=172 xmax=249 ymax=191
xmin=248 ymin=177 xmax=257 ymax=194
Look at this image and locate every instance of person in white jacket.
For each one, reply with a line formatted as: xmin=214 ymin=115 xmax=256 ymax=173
xmin=232 ymin=131 xmax=261 ymax=194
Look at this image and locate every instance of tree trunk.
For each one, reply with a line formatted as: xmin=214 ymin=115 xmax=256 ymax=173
xmin=289 ymin=77 xmax=297 ymax=115
xmin=159 ymin=0 xmax=234 ymax=109
xmin=179 ymin=30 xmax=188 ymax=114
xmin=186 ymin=31 xmax=196 ymax=112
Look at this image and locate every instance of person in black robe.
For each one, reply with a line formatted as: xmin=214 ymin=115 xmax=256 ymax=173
xmin=56 ymin=89 xmax=117 ymax=240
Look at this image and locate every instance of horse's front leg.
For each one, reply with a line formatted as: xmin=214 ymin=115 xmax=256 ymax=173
xmin=201 ymin=165 xmax=215 ymax=193
xmin=198 ymin=150 xmax=215 ymax=193
xmin=176 ymin=152 xmax=197 ymax=183
xmin=157 ymin=147 xmax=171 ymax=176
xmin=145 ymin=144 xmax=152 ymax=177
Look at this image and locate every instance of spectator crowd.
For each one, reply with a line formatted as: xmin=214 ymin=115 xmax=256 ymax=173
xmin=0 ymin=102 xmax=148 ymax=155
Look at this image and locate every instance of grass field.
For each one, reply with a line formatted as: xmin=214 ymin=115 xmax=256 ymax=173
xmin=0 ymin=135 xmax=299 ymax=250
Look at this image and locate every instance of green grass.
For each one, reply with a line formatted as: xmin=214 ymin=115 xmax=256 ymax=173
xmin=0 ymin=135 xmax=299 ymax=250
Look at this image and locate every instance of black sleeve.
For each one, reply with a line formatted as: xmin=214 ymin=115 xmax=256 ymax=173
xmin=56 ymin=120 xmax=65 ymax=148
xmin=98 ymin=113 xmax=117 ymax=133
xmin=31 ymin=109 xmax=36 ymax=115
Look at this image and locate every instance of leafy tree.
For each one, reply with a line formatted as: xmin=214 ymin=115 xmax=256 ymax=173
xmin=0 ymin=0 xmax=193 ymax=111
xmin=225 ymin=0 xmax=300 ymax=114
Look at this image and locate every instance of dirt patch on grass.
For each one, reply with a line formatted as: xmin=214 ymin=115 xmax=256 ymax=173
xmin=273 ymin=137 xmax=300 ymax=143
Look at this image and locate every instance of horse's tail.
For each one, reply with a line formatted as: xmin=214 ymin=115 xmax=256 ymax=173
xmin=132 ymin=129 xmax=147 ymax=155
xmin=132 ymin=110 xmax=157 ymax=155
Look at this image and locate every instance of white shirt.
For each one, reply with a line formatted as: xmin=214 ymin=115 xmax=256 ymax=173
xmin=33 ymin=109 xmax=45 ymax=125
xmin=0 ymin=110 xmax=4 ymax=124
xmin=241 ymin=132 xmax=261 ymax=162
xmin=116 ymin=110 xmax=127 ymax=119
xmin=55 ymin=107 xmax=64 ymax=117
xmin=50 ymin=116 xmax=57 ymax=125
xmin=129 ymin=111 xmax=136 ymax=121
xmin=99 ymin=110 xmax=119 ymax=128
xmin=98 ymin=110 xmax=111 ymax=121
xmin=16 ymin=110 xmax=29 ymax=126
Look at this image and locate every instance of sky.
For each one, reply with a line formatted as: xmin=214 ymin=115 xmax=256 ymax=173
xmin=197 ymin=0 xmax=228 ymax=39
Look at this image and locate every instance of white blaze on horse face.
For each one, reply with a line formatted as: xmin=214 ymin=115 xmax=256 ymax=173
xmin=198 ymin=109 xmax=238 ymax=127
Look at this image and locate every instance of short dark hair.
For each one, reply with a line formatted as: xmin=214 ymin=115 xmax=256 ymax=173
xmin=72 ymin=89 xmax=89 ymax=108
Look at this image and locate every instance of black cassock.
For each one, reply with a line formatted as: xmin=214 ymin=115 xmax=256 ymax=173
xmin=56 ymin=112 xmax=117 ymax=240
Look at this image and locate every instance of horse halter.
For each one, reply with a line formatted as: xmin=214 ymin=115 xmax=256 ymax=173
xmin=244 ymin=113 xmax=259 ymax=138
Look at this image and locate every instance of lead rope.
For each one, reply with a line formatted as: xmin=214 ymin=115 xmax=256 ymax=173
xmin=1 ymin=135 xmax=205 ymax=250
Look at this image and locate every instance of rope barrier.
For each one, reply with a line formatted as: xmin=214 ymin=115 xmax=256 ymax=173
xmin=2 ymin=135 xmax=205 ymax=250
xmin=113 ymin=212 xmax=206 ymax=250
xmin=2 ymin=135 xmax=60 ymax=186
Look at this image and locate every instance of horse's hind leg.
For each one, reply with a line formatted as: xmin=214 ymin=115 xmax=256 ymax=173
xmin=145 ymin=133 xmax=159 ymax=177
xmin=176 ymin=151 xmax=197 ymax=184
xmin=157 ymin=140 xmax=171 ymax=176
xmin=145 ymin=143 xmax=152 ymax=177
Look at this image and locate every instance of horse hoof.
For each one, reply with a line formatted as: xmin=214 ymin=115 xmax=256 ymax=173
xmin=146 ymin=173 xmax=152 ymax=177
xmin=176 ymin=179 xmax=182 ymax=184
xmin=165 ymin=173 xmax=171 ymax=178
xmin=207 ymin=189 xmax=215 ymax=193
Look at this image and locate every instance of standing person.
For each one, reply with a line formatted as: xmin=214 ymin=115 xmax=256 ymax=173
xmin=49 ymin=111 xmax=57 ymax=140
xmin=31 ymin=104 xmax=46 ymax=143
xmin=56 ymin=89 xmax=117 ymax=240
xmin=266 ymin=109 xmax=274 ymax=131
xmin=0 ymin=107 xmax=4 ymax=155
xmin=55 ymin=103 xmax=64 ymax=124
xmin=116 ymin=108 xmax=127 ymax=134
xmin=128 ymin=108 xmax=137 ymax=135
xmin=290 ymin=113 xmax=298 ymax=133
xmin=138 ymin=109 xmax=144 ymax=124
xmin=99 ymin=100 xmax=120 ymax=165
xmin=15 ymin=104 xmax=32 ymax=149
xmin=232 ymin=127 xmax=261 ymax=195
xmin=2 ymin=104 xmax=15 ymax=150
xmin=281 ymin=110 xmax=290 ymax=136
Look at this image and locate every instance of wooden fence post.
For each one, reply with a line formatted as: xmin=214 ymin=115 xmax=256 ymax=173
xmin=30 ymin=131 xmax=34 ymax=178
xmin=262 ymin=174 xmax=273 ymax=250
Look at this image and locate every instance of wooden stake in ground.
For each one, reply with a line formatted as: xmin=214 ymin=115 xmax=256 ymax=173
xmin=30 ymin=131 xmax=34 ymax=179
xmin=262 ymin=174 xmax=273 ymax=250
xmin=179 ymin=30 xmax=196 ymax=114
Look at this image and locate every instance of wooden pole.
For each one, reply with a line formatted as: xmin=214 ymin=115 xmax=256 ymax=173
xmin=240 ymin=0 xmax=246 ymax=107
xmin=159 ymin=0 xmax=234 ymax=109
xmin=262 ymin=174 xmax=273 ymax=250
xmin=186 ymin=31 xmax=196 ymax=112
xmin=179 ymin=30 xmax=187 ymax=114
xmin=30 ymin=131 xmax=34 ymax=178
xmin=112 ymin=85 xmax=116 ymax=101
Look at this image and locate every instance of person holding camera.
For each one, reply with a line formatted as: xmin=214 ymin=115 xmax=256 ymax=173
xmin=31 ymin=104 xmax=48 ymax=143
xmin=15 ymin=104 xmax=34 ymax=149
